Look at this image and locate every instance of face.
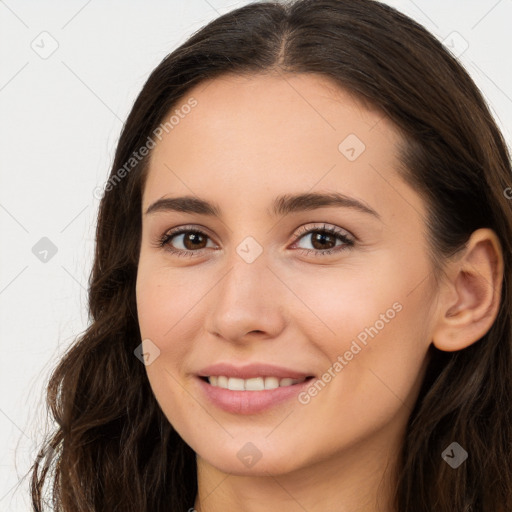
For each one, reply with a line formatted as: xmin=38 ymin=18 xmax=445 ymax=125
xmin=136 ymin=72 xmax=438 ymax=477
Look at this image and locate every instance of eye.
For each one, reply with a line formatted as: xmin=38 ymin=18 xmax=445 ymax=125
xmin=291 ymin=223 xmax=355 ymax=256
xmin=155 ymin=225 xmax=217 ymax=258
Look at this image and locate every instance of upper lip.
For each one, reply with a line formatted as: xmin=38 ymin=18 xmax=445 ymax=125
xmin=198 ymin=363 xmax=314 ymax=380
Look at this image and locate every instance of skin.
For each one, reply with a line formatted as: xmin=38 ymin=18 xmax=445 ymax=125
xmin=135 ymin=72 xmax=503 ymax=512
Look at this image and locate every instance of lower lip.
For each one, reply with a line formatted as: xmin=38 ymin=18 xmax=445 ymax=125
xmin=197 ymin=377 xmax=314 ymax=415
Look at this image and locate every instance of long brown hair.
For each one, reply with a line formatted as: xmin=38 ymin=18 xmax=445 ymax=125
xmin=30 ymin=1 xmax=512 ymax=510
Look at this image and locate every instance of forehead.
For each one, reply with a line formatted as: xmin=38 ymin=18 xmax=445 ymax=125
xmin=143 ymin=72 xmax=414 ymax=222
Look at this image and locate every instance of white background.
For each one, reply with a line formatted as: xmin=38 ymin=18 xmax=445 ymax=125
xmin=1 ymin=0 xmax=511 ymax=510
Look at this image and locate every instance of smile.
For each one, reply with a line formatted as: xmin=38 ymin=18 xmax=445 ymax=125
xmin=197 ymin=375 xmax=315 ymax=414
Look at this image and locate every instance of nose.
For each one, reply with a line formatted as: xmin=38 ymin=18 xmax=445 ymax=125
xmin=204 ymin=250 xmax=287 ymax=344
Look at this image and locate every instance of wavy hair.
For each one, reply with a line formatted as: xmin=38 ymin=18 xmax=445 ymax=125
xmin=31 ymin=0 xmax=512 ymax=510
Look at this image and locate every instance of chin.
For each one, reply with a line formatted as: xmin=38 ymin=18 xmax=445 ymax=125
xmin=192 ymin=438 xmax=309 ymax=476
xmin=202 ymin=455 xmax=301 ymax=476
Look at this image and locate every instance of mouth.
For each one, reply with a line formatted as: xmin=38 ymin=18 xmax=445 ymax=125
xmin=199 ymin=375 xmax=314 ymax=391
xmin=196 ymin=362 xmax=316 ymax=414
xmin=197 ymin=373 xmax=316 ymax=414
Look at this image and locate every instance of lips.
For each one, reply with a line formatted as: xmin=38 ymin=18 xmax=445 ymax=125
xmin=196 ymin=362 xmax=315 ymax=414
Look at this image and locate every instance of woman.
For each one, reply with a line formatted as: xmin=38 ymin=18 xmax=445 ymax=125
xmin=31 ymin=0 xmax=512 ymax=510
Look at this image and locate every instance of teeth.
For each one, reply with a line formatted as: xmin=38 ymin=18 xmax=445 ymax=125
xmin=227 ymin=377 xmax=245 ymax=391
xmin=263 ymin=376 xmax=279 ymax=390
xmin=207 ymin=375 xmax=307 ymax=390
xmin=245 ymin=377 xmax=265 ymax=391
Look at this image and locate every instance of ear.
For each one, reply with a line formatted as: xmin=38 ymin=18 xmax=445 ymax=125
xmin=432 ymin=228 xmax=504 ymax=352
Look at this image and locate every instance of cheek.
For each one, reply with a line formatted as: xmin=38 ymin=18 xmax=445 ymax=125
xmin=136 ymin=265 xmax=203 ymax=432
xmin=287 ymin=242 xmax=433 ymax=342
xmin=288 ymin=255 xmax=433 ymax=403
xmin=136 ymin=259 xmax=205 ymax=342
xmin=282 ymin=262 xmax=399 ymax=349
xmin=291 ymin=285 xmax=431 ymax=458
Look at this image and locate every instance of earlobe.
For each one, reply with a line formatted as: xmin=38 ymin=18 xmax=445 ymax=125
xmin=432 ymin=228 xmax=504 ymax=352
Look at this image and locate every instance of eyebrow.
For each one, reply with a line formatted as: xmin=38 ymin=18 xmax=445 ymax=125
xmin=144 ymin=192 xmax=380 ymax=219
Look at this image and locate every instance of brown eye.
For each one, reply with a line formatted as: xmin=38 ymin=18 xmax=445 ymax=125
xmin=180 ymin=231 xmax=208 ymax=250
xmin=158 ymin=228 xmax=216 ymax=257
xmin=308 ymin=231 xmax=337 ymax=250
xmin=292 ymin=224 xmax=355 ymax=256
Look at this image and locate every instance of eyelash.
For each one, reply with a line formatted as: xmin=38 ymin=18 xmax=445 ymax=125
xmin=154 ymin=223 xmax=355 ymax=258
